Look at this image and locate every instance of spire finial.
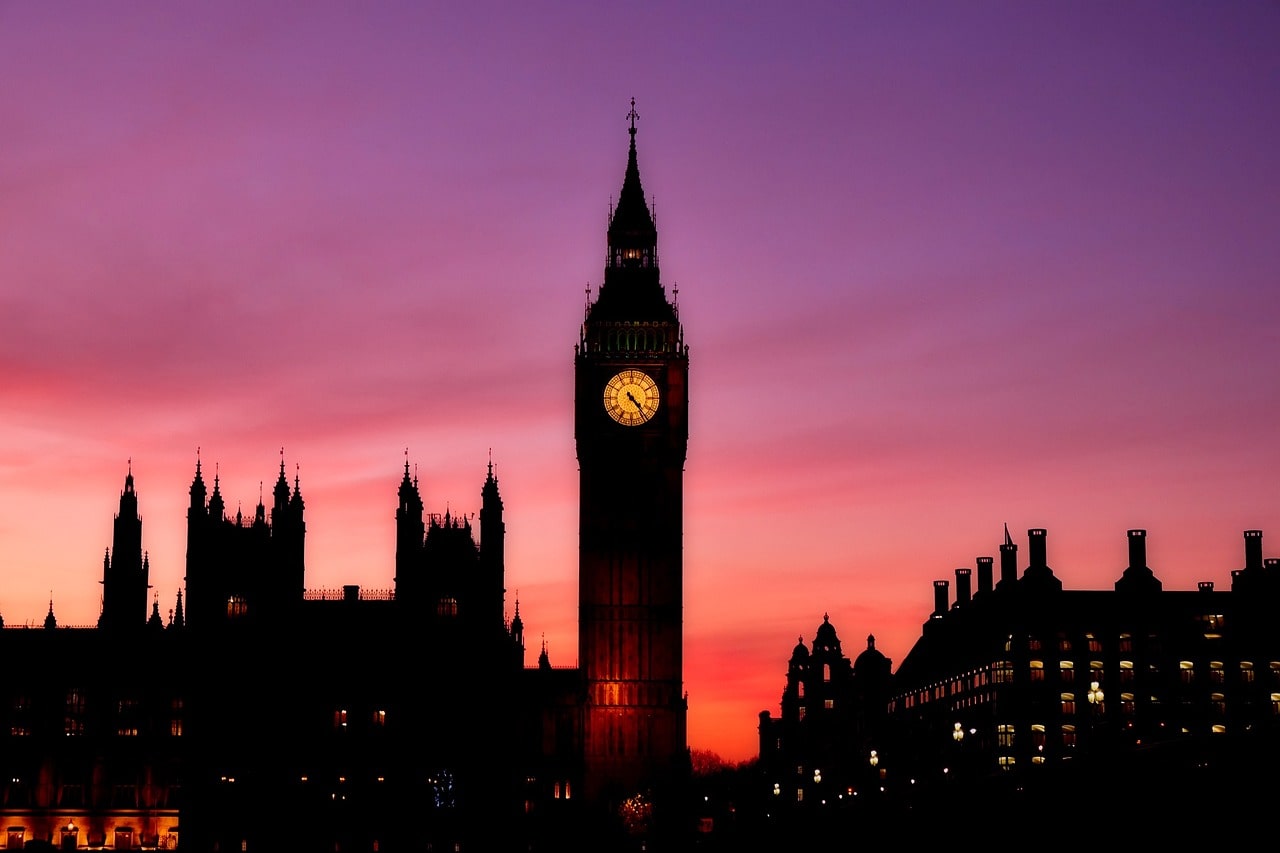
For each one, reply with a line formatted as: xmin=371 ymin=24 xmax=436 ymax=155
xmin=627 ymin=97 xmax=639 ymax=136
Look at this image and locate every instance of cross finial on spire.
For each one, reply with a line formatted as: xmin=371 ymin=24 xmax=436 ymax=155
xmin=627 ymin=97 xmax=639 ymax=136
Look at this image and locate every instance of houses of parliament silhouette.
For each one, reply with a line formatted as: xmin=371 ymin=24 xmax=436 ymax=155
xmin=0 ymin=105 xmax=689 ymax=851
xmin=5 ymin=103 xmax=1280 ymax=850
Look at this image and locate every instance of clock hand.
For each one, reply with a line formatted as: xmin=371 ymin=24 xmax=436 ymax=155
xmin=626 ymin=391 xmax=643 ymax=414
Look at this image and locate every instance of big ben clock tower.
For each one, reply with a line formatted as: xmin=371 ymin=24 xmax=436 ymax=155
xmin=575 ymin=101 xmax=690 ymax=809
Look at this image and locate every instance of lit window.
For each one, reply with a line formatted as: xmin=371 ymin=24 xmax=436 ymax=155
xmin=1180 ymin=661 xmax=1195 ymax=684
xmin=824 ymin=699 xmax=834 ymax=710
xmin=997 ymin=724 xmax=1015 ymax=748
xmin=1086 ymin=634 xmax=1102 ymax=654
xmin=334 ymin=709 xmax=348 ymax=729
xmin=1241 ymin=662 xmax=1255 ymax=683
xmin=1121 ymin=693 xmax=1135 ymax=715
xmin=1061 ymin=693 xmax=1076 ymax=716
xmin=1060 ymin=661 xmax=1074 ymax=682
xmin=372 ymin=709 xmax=386 ymax=727
xmin=226 ymin=596 xmax=248 ymax=618
xmin=823 ymin=663 xmax=831 ymax=683
xmin=1118 ymin=633 xmax=1133 ymax=653
xmin=1061 ymin=724 xmax=1077 ymax=747
xmin=798 ymin=706 xmax=805 ymax=721
xmin=797 ymin=682 xmax=804 ymax=698
xmin=1210 ymin=661 xmax=1225 ymax=684
xmin=1120 ymin=661 xmax=1134 ymax=683
xmin=1029 ymin=661 xmax=1045 ymax=682
xmin=437 ymin=597 xmax=458 ymax=618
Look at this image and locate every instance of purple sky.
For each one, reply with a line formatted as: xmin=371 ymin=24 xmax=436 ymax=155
xmin=2 ymin=2 xmax=1278 ymax=762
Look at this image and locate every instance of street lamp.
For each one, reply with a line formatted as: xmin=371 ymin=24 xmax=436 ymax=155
xmin=1088 ymin=680 xmax=1104 ymax=707
xmin=952 ymin=722 xmax=964 ymax=743
xmin=869 ymin=750 xmax=878 ymax=768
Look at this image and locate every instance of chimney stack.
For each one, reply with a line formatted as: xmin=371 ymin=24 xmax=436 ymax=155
xmin=955 ymin=568 xmax=972 ymax=606
xmin=1028 ymin=528 xmax=1047 ymax=571
xmin=976 ymin=556 xmax=994 ymax=594
xmin=999 ymin=527 xmax=1018 ymax=587
xmin=1127 ymin=529 xmax=1147 ymax=570
xmin=933 ymin=580 xmax=949 ymax=616
xmin=1245 ymin=530 xmax=1263 ymax=571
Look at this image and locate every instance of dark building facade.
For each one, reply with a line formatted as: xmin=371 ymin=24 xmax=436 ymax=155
xmin=757 ymin=616 xmax=891 ymax=811
xmin=0 ymin=111 xmax=691 ymax=851
xmin=758 ymin=525 xmax=1280 ymax=833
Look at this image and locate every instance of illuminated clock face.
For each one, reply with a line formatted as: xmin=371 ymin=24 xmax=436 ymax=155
xmin=603 ymin=369 xmax=660 ymax=426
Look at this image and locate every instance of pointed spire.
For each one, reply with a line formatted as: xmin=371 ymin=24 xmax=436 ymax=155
xmin=171 ymin=589 xmax=185 ymax=630
xmin=608 ymin=97 xmax=657 ymax=251
xmin=190 ymin=449 xmax=208 ymax=507
xmin=273 ymin=447 xmax=291 ymax=511
xmin=1004 ymin=523 xmax=1013 ymax=547
xmin=44 ymin=596 xmax=56 ymax=630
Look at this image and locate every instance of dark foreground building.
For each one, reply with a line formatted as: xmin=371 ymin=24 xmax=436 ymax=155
xmin=756 ymin=525 xmax=1280 ymax=842
xmin=0 ymin=108 xmax=691 ymax=852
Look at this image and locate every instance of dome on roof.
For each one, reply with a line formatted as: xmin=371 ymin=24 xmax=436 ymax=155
xmin=813 ymin=613 xmax=840 ymax=652
xmin=789 ymin=636 xmax=809 ymax=663
xmin=854 ymin=634 xmax=890 ymax=675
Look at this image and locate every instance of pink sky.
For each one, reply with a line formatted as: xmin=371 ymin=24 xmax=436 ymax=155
xmin=2 ymin=2 xmax=1278 ymax=763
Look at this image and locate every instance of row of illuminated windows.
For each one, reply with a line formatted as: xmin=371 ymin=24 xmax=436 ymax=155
xmin=1018 ymin=623 xmax=1228 ymax=655
xmin=10 ymin=718 xmax=183 ymax=737
xmin=333 ymin=708 xmax=387 ymax=729
xmin=1018 ymin=659 xmax=1265 ymax=684
xmin=794 ymin=699 xmax=837 ymax=720
xmin=2 ymin=780 xmax=177 ymax=809
xmin=10 ymin=692 xmax=183 ymax=714
xmin=900 ymin=659 xmax=1276 ymax=709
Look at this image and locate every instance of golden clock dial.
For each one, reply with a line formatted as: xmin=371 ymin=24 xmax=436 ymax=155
xmin=603 ymin=369 xmax=660 ymax=426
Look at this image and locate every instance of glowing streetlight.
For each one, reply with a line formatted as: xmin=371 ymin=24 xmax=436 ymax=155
xmin=952 ymin=722 xmax=965 ymax=743
xmin=1088 ymin=680 xmax=1105 ymax=707
xmin=869 ymin=750 xmax=878 ymax=768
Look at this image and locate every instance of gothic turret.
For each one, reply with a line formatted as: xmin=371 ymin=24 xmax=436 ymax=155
xmin=101 ymin=463 xmax=149 ymax=632
xmin=394 ymin=457 xmax=425 ymax=603
xmin=480 ymin=456 xmax=506 ymax=631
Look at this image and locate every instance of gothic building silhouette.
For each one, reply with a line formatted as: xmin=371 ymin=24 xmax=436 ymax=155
xmin=0 ymin=108 xmax=691 ymax=851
